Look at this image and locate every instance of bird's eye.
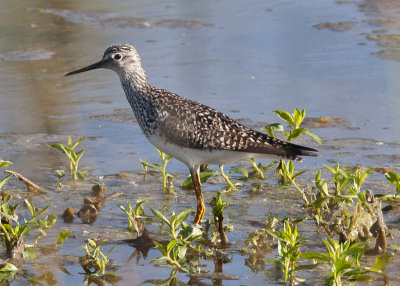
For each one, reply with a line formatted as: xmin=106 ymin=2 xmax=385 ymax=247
xmin=114 ymin=54 xmax=122 ymax=60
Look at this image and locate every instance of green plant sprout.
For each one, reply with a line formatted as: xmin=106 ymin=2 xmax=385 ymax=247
xmin=250 ymin=158 xmax=276 ymax=179
xmin=48 ymin=137 xmax=87 ymax=181
xmin=120 ymin=197 xmax=153 ymax=234
xmin=262 ymin=108 xmax=321 ymax=144
xmin=80 ymin=238 xmax=116 ymax=276
xmin=266 ymin=219 xmax=307 ymax=286
xmin=150 ymin=208 xmax=202 ymax=272
xmin=141 ymin=148 xmax=174 ymax=192
xmin=219 ymin=165 xmax=248 ymax=191
xmin=54 ymin=169 xmax=65 ymax=187
xmin=261 ymin=108 xmax=321 ymax=184
xmin=241 ymin=214 xmax=278 ymax=271
xmin=0 ymin=159 xmax=12 ymax=168
xmin=211 ymin=191 xmax=228 ymax=245
xmin=280 ymin=160 xmax=309 ymax=205
xmin=0 ymin=159 xmax=12 ymax=192
xmin=0 ymin=196 xmax=56 ymax=253
xmin=302 ymin=238 xmax=393 ymax=286
xmin=385 ymin=171 xmax=400 ymax=196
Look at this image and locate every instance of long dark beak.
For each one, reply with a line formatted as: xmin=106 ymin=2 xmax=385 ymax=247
xmin=65 ymin=60 xmax=107 ymax=76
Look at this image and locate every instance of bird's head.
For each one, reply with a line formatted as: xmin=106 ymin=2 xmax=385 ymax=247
xmin=65 ymin=44 xmax=143 ymax=77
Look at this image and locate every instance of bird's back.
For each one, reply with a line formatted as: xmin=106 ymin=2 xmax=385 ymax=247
xmin=137 ymin=86 xmax=318 ymax=161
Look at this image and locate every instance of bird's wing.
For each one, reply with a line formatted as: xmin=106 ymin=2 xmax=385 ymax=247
xmin=154 ymin=90 xmax=318 ymax=159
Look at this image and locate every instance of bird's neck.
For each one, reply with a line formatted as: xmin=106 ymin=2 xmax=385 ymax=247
xmin=119 ymin=69 xmax=156 ymax=136
xmin=119 ymin=66 xmax=148 ymax=92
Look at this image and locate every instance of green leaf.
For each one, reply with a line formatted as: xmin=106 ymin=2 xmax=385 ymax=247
xmin=230 ymin=167 xmax=249 ymax=178
xmin=0 ymin=174 xmax=12 ymax=190
xmin=0 ymin=263 xmax=18 ymax=272
xmin=48 ymin=143 xmax=67 ymax=153
xmin=88 ymin=238 xmax=97 ymax=248
xmin=134 ymin=197 xmax=154 ymax=216
xmin=23 ymin=245 xmax=37 ymax=260
xmin=301 ymin=129 xmax=322 ymax=145
xmin=334 ymin=257 xmax=352 ymax=273
xmin=177 ymin=245 xmax=187 ymax=260
xmin=274 ymin=110 xmax=294 ymax=128
xmin=369 ymin=253 xmax=394 ymax=272
xmin=76 ymin=171 xmax=85 ymax=181
xmin=173 ymin=209 xmax=192 ymax=229
xmin=70 ymin=136 xmax=87 ymax=149
xmin=24 ymin=199 xmax=35 ymax=217
xmin=181 ymin=170 xmax=218 ymax=188
xmin=44 ymin=215 xmax=58 ymax=228
xmin=312 ymin=197 xmax=330 ymax=209
xmin=346 ymin=273 xmax=375 ymax=282
xmin=385 ymin=171 xmax=400 ymax=186
xmin=301 ymin=252 xmax=331 ymax=263
xmin=150 ymin=208 xmax=170 ymax=227
xmin=260 ymin=123 xmax=284 ymax=137
xmin=293 ymin=108 xmax=305 ymax=128
xmin=57 ymin=230 xmax=72 ymax=245
xmin=287 ymin=128 xmax=306 ymax=142
xmin=0 ymin=159 xmax=12 ymax=168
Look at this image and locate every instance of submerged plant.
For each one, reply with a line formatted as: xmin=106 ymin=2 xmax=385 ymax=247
xmin=150 ymin=208 xmax=202 ymax=272
xmin=141 ymin=148 xmax=174 ymax=192
xmin=266 ymin=219 xmax=307 ymax=286
xmin=0 ymin=197 xmax=56 ymax=251
xmin=120 ymin=197 xmax=153 ymax=235
xmin=80 ymin=238 xmax=116 ymax=276
xmin=49 ymin=136 xmax=87 ymax=181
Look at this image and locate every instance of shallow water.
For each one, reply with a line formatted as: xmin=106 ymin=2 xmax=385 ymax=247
xmin=1 ymin=0 xmax=400 ymax=285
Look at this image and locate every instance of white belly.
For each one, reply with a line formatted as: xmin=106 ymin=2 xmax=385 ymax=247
xmin=147 ymin=134 xmax=280 ymax=168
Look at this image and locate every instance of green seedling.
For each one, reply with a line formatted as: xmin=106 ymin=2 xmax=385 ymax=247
xmin=120 ymin=197 xmax=153 ymax=234
xmin=250 ymin=159 xmax=276 ymax=180
xmin=266 ymin=219 xmax=307 ymax=286
xmin=280 ymin=160 xmax=309 ymax=205
xmin=211 ymin=191 xmax=228 ymax=245
xmin=250 ymin=158 xmax=265 ymax=179
xmin=0 ymin=159 xmax=12 ymax=191
xmin=0 ymin=175 xmax=12 ymax=191
xmin=262 ymin=108 xmax=321 ymax=144
xmin=80 ymin=238 xmax=116 ymax=276
xmin=262 ymin=108 xmax=321 ymax=185
xmin=54 ymin=169 xmax=65 ymax=187
xmin=0 ymin=159 xmax=12 ymax=168
xmin=302 ymin=238 xmax=393 ymax=286
xmin=141 ymin=148 xmax=174 ymax=192
xmin=385 ymin=171 xmax=400 ymax=195
xmin=25 ymin=230 xmax=73 ymax=260
xmin=49 ymin=137 xmax=87 ymax=181
xmin=0 ymin=263 xmax=18 ymax=281
xmin=0 ymin=196 xmax=56 ymax=252
xmin=219 ymin=165 xmax=248 ymax=191
xmin=150 ymin=208 xmax=202 ymax=272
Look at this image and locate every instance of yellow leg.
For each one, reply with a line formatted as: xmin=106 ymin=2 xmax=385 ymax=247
xmin=190 ymin=167 xmax=205 ymax=225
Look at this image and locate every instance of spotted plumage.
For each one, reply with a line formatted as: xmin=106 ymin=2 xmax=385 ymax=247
xmin=66 ymin=44 xmax=319 ymax=224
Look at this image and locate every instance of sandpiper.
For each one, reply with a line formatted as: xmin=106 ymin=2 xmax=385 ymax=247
xmin=66 ymin=44 xmax=319 ymax=225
